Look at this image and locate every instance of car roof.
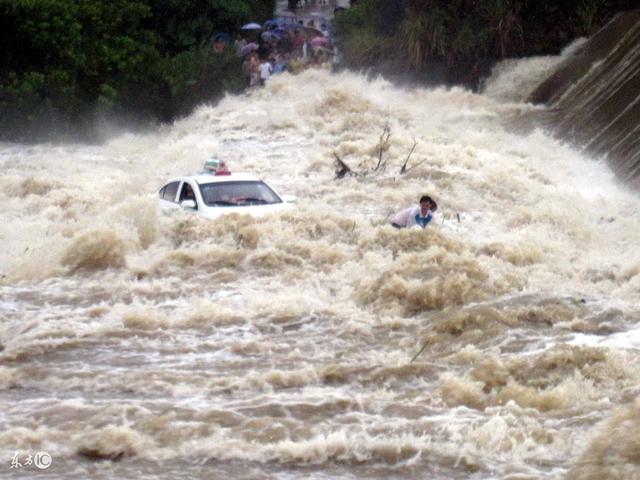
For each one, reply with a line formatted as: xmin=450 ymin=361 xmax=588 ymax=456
xmin=169 ymin=172 xmax=264 ymax=185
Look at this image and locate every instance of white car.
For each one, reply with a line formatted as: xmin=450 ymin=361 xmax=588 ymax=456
xmin=158 ymin=170 xmax=295 ymax=219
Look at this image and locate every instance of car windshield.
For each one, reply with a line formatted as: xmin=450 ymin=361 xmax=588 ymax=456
xmin=199 ymin=181 xmax=282 ymax=207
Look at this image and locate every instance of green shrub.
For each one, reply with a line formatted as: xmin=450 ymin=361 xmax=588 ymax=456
xmin=163 ymin=45 xmax=244 ymax=117
xmin=0 ymin=0 xmax=275 ymax=141
xmin=335 ymin=0 xmax=638 ymax=88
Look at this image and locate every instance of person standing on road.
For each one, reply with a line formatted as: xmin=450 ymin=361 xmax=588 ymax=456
xmin=249 ymin=53 xmax=261 ymax=87
xmin=259 ymin=57 xmax=273 ymax=86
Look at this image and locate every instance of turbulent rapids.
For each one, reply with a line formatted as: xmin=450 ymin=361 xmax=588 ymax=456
xmin=2 ymin=66 xmax=640 ymax=479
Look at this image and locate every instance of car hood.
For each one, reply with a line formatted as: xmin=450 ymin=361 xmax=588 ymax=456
xmin=197 ymin=202 xmax=292 ymax=219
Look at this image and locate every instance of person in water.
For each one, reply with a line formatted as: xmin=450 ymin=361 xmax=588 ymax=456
xmin=390 ymin=195 xmax=438 ymax=229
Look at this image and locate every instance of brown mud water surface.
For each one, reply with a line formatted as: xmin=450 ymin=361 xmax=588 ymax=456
xmin=1 ymin=61 xmax=640 ymax=479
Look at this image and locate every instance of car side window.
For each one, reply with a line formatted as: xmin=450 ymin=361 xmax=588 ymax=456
xmin=180 ymin=183 xmax=196 ymax=204
xmin=161 ymin=181 xmax=180 ymax=202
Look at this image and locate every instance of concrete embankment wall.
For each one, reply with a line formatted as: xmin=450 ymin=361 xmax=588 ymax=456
xmin=529 ymin=9 xmax=640 ymax=185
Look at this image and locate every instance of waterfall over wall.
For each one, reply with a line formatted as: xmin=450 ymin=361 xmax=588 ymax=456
xmin=529 ymin=9 xmax=640 ymax=185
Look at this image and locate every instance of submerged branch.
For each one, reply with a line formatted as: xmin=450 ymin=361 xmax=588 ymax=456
xmin=334 ymin=151 xmax=354 ymax=179
xmin=399 ymin=139 xmax=418 ymax=174
xmin=375 ymin=123 xmax=391 ymax=172
xmin=402 ymin=158 xmax=427 ymax=175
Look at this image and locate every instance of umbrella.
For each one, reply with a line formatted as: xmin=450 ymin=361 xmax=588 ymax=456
xmin=240 ymin=42 xmax=259 ymax=56
xmin=303 ymin=26 xmax=324 ymax=37
xmin=241 ymin=22 xmax=262 ymax=30
xmin=261 ymin=31 xmax=284 ymax=41
xmin=213 ymin=33 xmax=231 ymax=43
xmin=264 ymin=19 xmax=285 ymax=28
xmin=282 ymin=23 xmax=305 ymax=30
xmin=282 ymin=24 xmax=324 ymax=37
xmin=310 ymin=36 xmax=329 ymax=47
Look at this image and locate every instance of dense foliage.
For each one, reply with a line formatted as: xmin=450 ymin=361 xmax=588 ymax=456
xmin=334 ymin=0 xmax=638 ymax=88
xmin=0 ymin=0 xmax=275 ymax=141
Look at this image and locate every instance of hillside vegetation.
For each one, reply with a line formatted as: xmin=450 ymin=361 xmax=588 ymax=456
xmin=334 ymin=0 xmax=637 ymax=87
xmin=0 ymin=0 xmax=275 ymax=141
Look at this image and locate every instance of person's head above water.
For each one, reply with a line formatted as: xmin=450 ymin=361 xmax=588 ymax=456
xmin=419 ymin=195 xmax=437 ymax=215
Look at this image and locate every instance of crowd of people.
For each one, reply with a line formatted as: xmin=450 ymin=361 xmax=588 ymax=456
xmin=230 ymin=18 xmax=341 ymax=88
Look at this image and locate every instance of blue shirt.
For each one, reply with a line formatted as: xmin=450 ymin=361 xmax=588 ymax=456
xmin=414 ymin=213 xmax=433 ymax=228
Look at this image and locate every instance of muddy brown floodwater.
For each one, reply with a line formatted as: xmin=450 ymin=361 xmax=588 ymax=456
xmin=1 ymin=66 xmax=640 ymax=479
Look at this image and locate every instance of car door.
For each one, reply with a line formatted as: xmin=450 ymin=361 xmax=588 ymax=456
xmin=178 ymin=181 xmax=198 ymax=210
xmin=158 ymin=180 xmax=181 ymax=211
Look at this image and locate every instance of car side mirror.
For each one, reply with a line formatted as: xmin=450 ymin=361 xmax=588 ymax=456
xmin=181 ymin=199 xmax=196 ymax=209
xmin=281 ymin=194 xmax=297 ymax=203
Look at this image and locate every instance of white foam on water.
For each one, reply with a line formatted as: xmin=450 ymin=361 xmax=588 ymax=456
xmin=2 ymin=62 xmax=640 ymax=479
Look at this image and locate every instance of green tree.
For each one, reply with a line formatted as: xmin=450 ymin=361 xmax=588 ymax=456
xmin=334 ymin=0 xmax=638 ymax=89
xmin=0 ymin=0 xmax=275 ymax=141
